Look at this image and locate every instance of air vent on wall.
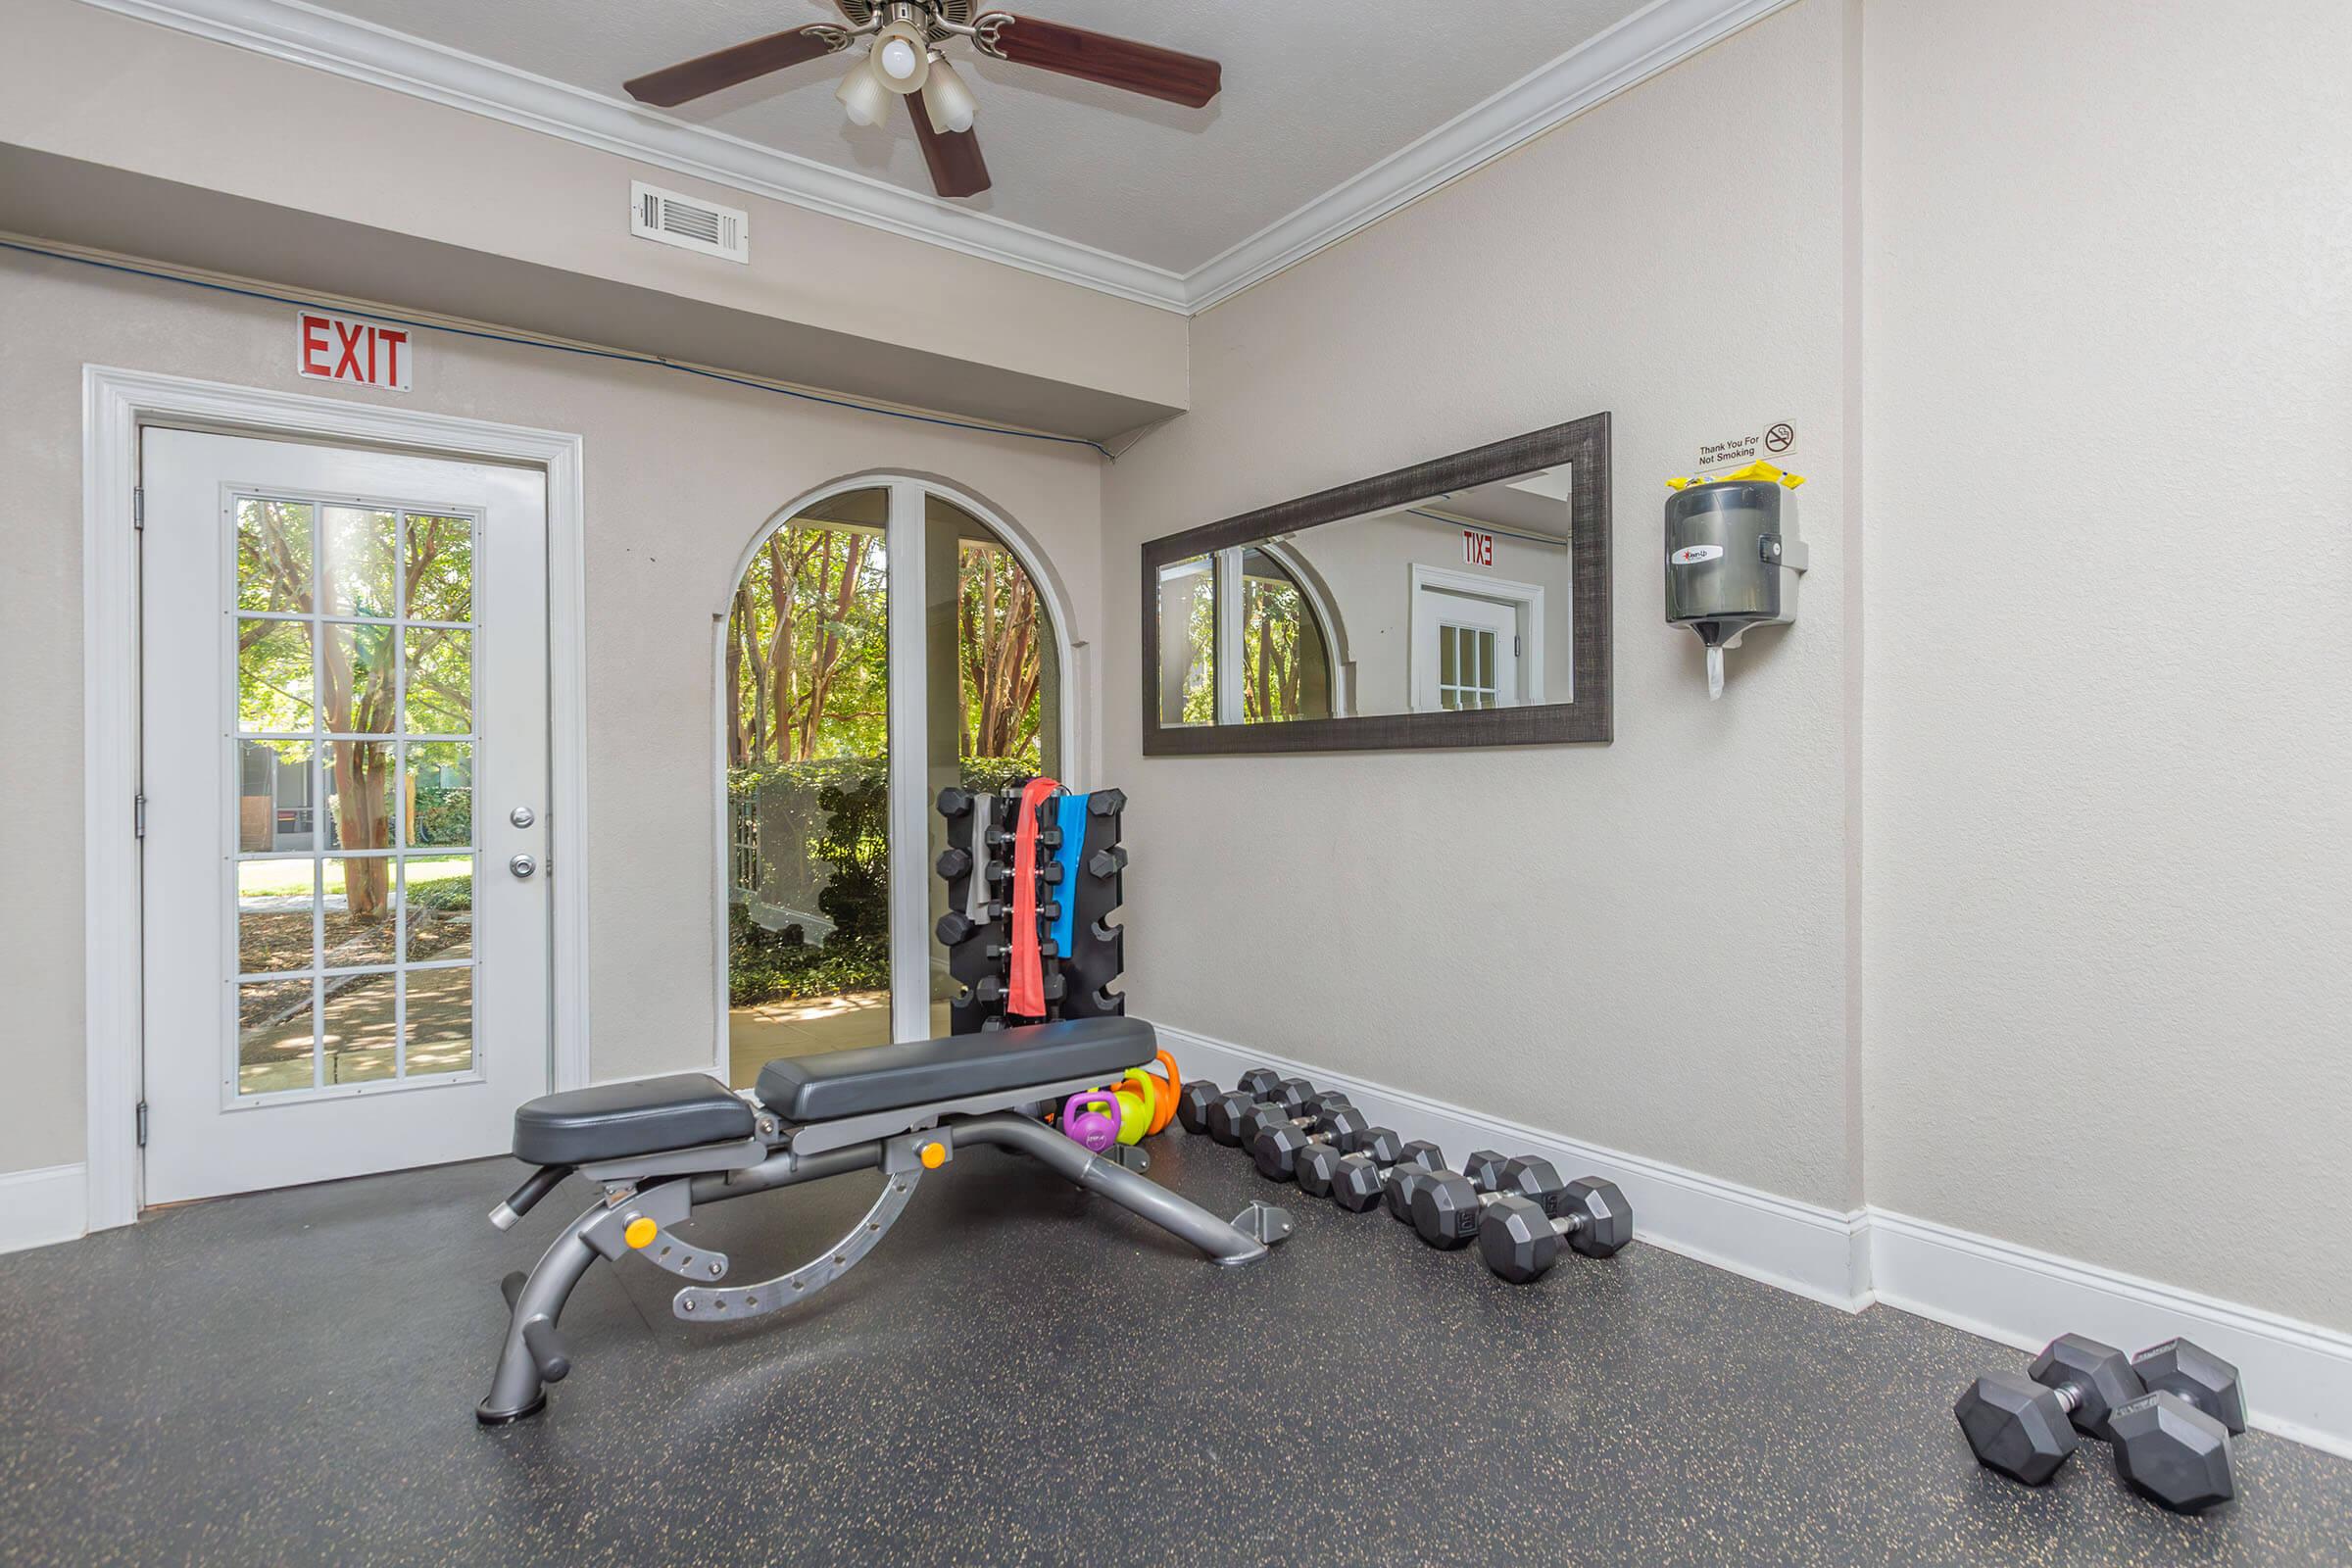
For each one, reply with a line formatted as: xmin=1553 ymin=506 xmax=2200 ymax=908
xmin=630 ymin=180 xmax=750 ymax=264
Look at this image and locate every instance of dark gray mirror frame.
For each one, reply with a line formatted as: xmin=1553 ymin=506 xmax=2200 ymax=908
xmin=1141 ymin=413 xmax=1611 ymax=755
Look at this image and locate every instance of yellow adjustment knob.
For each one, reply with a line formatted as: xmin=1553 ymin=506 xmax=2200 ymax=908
xmin=920 ymin=1142 xmax=947 ymax=1170
xmin=623 ymin=1216 xmax=659 ymax=1250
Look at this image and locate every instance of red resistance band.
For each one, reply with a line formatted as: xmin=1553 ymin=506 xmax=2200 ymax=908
xmin=1008 ymin=776 xmax=1061 ymax=1016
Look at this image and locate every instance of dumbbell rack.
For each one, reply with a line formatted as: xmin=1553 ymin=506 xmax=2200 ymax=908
xmin=935 ymin=783 xmax=1126 ymax=1034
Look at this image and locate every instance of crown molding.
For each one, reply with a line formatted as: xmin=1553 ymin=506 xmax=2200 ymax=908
xmin=74 ymin=0 xmax=1790 ymax=317
xmin=74 ymin=0 xmax=1193 ymax=310
xmin=1183 ymin=0 xmax=1800 ymax=311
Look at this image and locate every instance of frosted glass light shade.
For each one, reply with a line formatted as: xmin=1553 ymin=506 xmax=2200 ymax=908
xmin=921 ymin=58 xmax=978 ymax=134
xmin=835 ymin=59 xmax=891 ymax=126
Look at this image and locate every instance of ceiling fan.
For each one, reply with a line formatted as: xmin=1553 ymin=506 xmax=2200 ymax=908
xmin=622 ymin=2 xmax=1221 ymax=200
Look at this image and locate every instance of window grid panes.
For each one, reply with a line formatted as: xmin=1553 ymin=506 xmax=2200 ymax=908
xmin=230 ymin=493 xmax=479 ymax=1099
xmin=1437 ymin=624 xmax=1499 ymax=711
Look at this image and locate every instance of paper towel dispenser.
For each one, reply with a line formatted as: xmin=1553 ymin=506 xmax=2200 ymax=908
xmin=1665 ymin=461 xmax=1809 ymax=698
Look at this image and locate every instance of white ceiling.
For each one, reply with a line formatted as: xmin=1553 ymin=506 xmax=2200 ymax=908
xmin=298 ymin=0 xmax=1650 ymax=274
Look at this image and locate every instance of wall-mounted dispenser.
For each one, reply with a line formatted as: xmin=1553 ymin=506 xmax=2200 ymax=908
xmin=1664 ymin=461 xmax=1809 ymax=698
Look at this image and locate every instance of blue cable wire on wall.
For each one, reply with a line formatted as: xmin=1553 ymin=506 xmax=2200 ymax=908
xmin=0 ymin=237 xmax=1116 ymax=460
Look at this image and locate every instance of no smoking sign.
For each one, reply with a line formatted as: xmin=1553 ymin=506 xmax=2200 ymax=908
xmin=1696 ymin=420 xmax=1796 ymax=472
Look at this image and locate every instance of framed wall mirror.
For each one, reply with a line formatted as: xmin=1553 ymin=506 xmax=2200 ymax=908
xmin=1142 ymin=414 xmax=1610 ymax=755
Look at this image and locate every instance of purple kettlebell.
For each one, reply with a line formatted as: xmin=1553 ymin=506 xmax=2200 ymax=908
xmin=1060 ymin=1091 xmax=1120 ymax=1153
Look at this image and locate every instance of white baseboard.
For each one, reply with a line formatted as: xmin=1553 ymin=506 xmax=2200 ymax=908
xmin=1159 ymin=1025 xmax=1873 ymax=1311
xmin=1156 ymin=1023 xmax=2352 ymax=1460
xmin=0 ymin=1164 xmax=89 ymax=1256
xmin=1868 ymin=1209 xmax=2352 ymax=1461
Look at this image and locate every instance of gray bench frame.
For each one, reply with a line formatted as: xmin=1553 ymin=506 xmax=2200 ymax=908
xmin=479 ymin=1080 xmax=1293 ymax=1423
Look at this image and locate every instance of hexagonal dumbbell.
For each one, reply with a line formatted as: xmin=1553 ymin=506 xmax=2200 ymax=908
xmin=1954 ymin=1334 xmax=2146 ymax=1487
xmin=1326 ymin=1141 xmax=1447 ymax=1212
xmin=1177 ymin=1069 xmax=1285 ymax=1142
xmin=1223 ymin=1094 xmax=1352 ymax=1152
xmin=1176 ymin=1076 xmax=1277 ymax=1136
xmin=1252 ymin=1110 xmax=1389 ymax=1183
xmin=1954 ymin=1333 xmax=2243 ymax=1512
xmin=1175 ymin=1080 xmax=1224 ymax=1136
xmin=1477 ymin=1179 xmax=1635 ymax=1282
xmin=1381 ymin=1157 xmax=1451 ymax=1224
xmin=1295 ymin=1129 xmax=1407 ymax=1200
xmin=2131 ymin=1340 xmax=2247 ymax=1437
xmin=1407 ymin=1152 xmax=1566 ymax=1250
xmin=2111 ymin=1339 xmax=2245 ymax=1512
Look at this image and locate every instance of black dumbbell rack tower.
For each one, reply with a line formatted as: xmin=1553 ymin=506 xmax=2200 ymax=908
xmin=935 ymin=784 xmax=1125 ymax=1034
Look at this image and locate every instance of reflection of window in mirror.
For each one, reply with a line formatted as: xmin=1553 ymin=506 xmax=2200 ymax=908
xmin=1238 ymin=548 xmax=1333 ymax=723
xmin=1155 ymin=555 xmax=1214 ymax=725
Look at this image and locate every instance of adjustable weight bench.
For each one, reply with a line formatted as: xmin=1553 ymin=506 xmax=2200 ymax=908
xmin=476 ymin=1016 xmax=1293 ymax=1423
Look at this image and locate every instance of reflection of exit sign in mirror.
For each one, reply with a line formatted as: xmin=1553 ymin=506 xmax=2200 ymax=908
xmin=1462 ymin=530 xmax=1494 ymax=567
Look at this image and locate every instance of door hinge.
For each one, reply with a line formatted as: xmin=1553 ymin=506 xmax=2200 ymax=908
xmin=1514 ymin=635 xmax=1523 ymax=657
xmin=134 ymin=793 xmax=147 ymax=839
xmin=132 ymin=488 xmax=144 ymax=529
xmin=135 ymin=1101 xmax=149 ymax=1148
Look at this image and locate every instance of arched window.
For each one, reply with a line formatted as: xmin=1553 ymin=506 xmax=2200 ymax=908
xmin=720 ymin=480 xmax=1065 ymax=1084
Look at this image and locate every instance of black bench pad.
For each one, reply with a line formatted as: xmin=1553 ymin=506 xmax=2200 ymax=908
xmin=758 ymin=1016 xmax=1156 ymax=1124
xmin=513 ymin=1074 xmax=754 ymax=1166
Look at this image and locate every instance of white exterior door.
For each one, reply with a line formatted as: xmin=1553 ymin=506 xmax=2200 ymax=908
xmin=140 ymin=429 xmax=552 ymax=1204
xmin=1413 ymin=589 xmax=1522 ymax=711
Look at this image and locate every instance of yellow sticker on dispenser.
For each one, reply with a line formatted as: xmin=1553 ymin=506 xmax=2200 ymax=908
xmin=1667 ymin=460 xmax=1806 ymax=491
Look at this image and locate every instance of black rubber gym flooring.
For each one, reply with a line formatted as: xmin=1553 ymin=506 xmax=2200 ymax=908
xmin=3 ymin=1133 xmax=2348 ymax=1566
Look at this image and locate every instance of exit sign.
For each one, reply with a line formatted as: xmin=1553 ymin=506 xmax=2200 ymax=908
xmin=1462 ymin=529 xmax=1494 ymax=567
xmin=296 ymin=310 xmax=412 ymax=391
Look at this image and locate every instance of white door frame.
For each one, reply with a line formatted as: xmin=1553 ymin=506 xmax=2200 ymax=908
xmin=81 ymin=366 xmax=590 ymax=1232
xmin=709 ymin=472 xmax=1082 ymax=1070
xmin=1405 ymin=562 xmax=1548 ymax=711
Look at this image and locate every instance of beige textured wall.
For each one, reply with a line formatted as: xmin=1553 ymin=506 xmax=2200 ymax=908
xmin=1859 ymin=0 xmax=2352 ymax=1326
xmin=0 ymin=247 xmax=1103 ymax=1173
xmin=1102 ymin=0 xmax=1863 ymax=1209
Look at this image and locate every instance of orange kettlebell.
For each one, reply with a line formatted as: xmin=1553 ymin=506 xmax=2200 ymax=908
xmin=1141 ymin=1050 xmax=1183 ymax=1135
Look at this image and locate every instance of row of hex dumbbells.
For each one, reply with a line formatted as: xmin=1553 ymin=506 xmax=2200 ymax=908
xmin=1173 ymin=1068 xmax=1633 ymax=1283
xmin=1956 ymin=1332 xmax=2248 ymax=1512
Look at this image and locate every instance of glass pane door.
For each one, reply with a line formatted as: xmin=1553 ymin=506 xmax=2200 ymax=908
xmin=723 ymin=488 xmax=893 ymax=1085
xmin=231 ymin=497 xmax=480 ymax=1097
xmin=924 ymin=493 xmax=1062 ymax=1037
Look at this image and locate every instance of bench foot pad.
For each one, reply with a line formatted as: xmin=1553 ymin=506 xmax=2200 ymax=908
xmin=474 ymin=1393 xmax=547 ymax=1426
xmin=1223 ymin=1200 xmax=1295 ymax=1258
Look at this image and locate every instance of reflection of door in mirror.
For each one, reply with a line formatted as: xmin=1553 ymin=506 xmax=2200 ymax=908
xmin=1416 ymin=590 xmax=1520 ymax=710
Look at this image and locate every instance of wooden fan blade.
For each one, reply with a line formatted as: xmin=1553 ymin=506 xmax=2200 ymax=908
xmin=978 ymin=14 xmax=1220 ymax=108
xmin=624 ymin=25 xmax=847 ymax=108
xmin=907 ymin=98 xmax=993 ymax=199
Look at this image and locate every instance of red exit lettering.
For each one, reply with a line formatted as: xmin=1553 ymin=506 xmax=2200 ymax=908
xmin=1462 ymin=530 xmax=1494 ymax=567
xmin=296 ymin=311 xmax=412 ymax=391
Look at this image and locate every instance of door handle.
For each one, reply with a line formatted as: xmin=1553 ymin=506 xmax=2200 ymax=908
xmin=509 ymin=855 xmax=538 ymax=879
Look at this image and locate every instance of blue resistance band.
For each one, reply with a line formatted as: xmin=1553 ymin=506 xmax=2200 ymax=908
xmin=1050 ymin=792 xmax=1089 ymax=957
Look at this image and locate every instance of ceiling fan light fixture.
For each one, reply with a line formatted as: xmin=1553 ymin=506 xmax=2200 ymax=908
xmin=870 ymin=21 xmax=930 ymax=93
xmin=921 ymin=56 xmax=979 ymax=134
xmin=835 ymin=57 xmax=892 ymax=126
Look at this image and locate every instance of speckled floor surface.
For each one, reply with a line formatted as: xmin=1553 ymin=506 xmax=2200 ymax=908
xmin=3 ymin=1134 xmax=2348 ymax=1567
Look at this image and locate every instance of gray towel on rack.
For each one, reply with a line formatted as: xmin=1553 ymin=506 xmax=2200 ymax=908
xmin=964 ymin=794 xmax=994 ymax=923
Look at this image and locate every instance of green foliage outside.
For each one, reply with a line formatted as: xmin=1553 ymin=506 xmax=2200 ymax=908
xmin=727 ymin=756 xmax=1037 ymax=1005
xmin=1176 ymin=554 xmax=1326 ymax=725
